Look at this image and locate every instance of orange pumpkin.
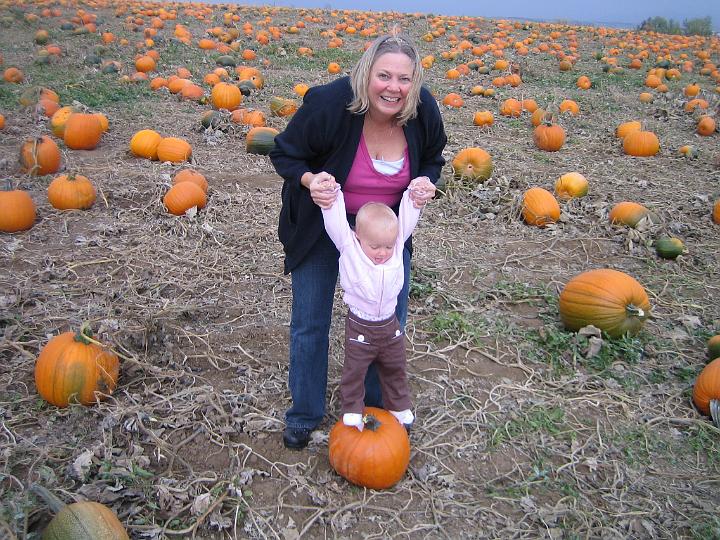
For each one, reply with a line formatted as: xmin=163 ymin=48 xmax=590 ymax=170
xmin=0 ymin=187 xmax=36 ymax=232
xmin=522 ymin=187 xmax=560 ymax=227
xmin=20 ymin=136 xmax=61 ymax=176
xmin=713 ymin=200 xmax=720 ymax=225
xmin=499 ymin=98 xmax=522 ymax=117
xmin=616 ymin=120 xmax=642 ymax=139
xmin=451 ymin=147 xmax=493 ymax=182
xmin=609 ymin=201 xmax=651 ymax=228
xmin=173 ymin=169 xmax=208 ymax=193
xmin=555 ymin=172 xmax=588 ymax=199
xmin=559 ymin=99 xmax=579 ymax=115
xmin=533 ymin=118 xmax=565 ymax=151
xmin=269 ymin=96 xmax=298 ymax=117
xmin=576 ymin=75 xmax=591 ymax=89
xmin=156 ymin=137 xmax=192 ymax=163
xmin=130 ymin=129 xmax=163 ymax=160
xmin=63 ymin=113 xmax=103 ymax=150
xmin=697 ymin=116 xmax=716 ymax=136
xmin=623 ymin=130 xmax=659 ymax=157
xmin=211 ymin=82 xmax=242 ymax=111
xmin=47 ymin=174 xmax=96 ymax=210
xmin=34 ymin=328 xmax=120 ymax=407
xmin=442 ymin=92 xmax=464 ymax=108
xmin=472 ymin=111 xmax=494 ymax=127
xmin=693 ymin=358 xmax=720 ymax=417
xmin=559 ymin=269 xmax=651 ymax=338
xmin=163 ymin=182 xmax=207 ymax=215
xmin=708 ymin=335 xmax=720 ymax=361
xmin=328 ymin=407 xmax=410 ymax=489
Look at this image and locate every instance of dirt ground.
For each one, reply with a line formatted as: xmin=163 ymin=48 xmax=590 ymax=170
xmin=1 ymin=3 xmax=720 ymax=539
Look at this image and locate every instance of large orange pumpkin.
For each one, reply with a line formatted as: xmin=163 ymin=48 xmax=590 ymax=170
xmin=0 ymin=187 xmax=36 ymax=232
xmin=623 ymin=130 xmax=659 ymax=157
xmin=609 ymin=201 xmax=651 ymax=228
xmin=697 ymin=116 xmax=716 ymax=136
xmin=211 ymin=81 xmax=242 ymax=110
xmin=328 ymin=407 xmax=410 ymax=490
xmin=20 ymin=136 xmax=61 ymax=176
xmin=522 ymin=187 xmax=560 ymax=227
xmin=35 ymin=328 xmax=120 ymax=407
xmin=693 ymin=358 xmax=720 ymax=418
xmin=173 ymin=169 xmax=208 ymax=193
xmin=163 ymin=182 xmax=207 ymax=215
xmin=63 ymin=113 xmax=103 ymax=150
xmin=47 ymin=174 xmax=96 ymax=210
xmin=559 ymin=269 xmax=651 ymax=338
xmin=130 ymin=129 xmax=163 ymax=160
xmin=533 ymin=119 xmax=565 ymax=151
xmin=451 ymin=147 xmax=493 ymax=182
xmin=555 ymin=172 xmax=588 ymax=199
xmin=156 ymin=137 xmax=192 ymax=163
xmin=615 ymin=120 xmax=642 ymax=139
xmin=713 ymin=200 xmax=720 ymax=224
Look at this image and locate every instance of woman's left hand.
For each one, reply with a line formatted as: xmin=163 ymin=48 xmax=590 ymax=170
xmin=409 ymin=176 xmax=436 ymax=208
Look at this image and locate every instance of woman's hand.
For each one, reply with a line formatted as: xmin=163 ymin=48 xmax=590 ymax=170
xmin=409 ymin=176 xmax=436 ymax=209
xmin=303 ymin=171 xmax=338 ymax=209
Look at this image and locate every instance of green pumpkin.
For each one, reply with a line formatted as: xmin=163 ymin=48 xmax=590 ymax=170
xmin=654 ymin=236 xmax=684 ymax=259
xmin=246 ymin=127 xmax=279 ymax=155
xmin=215 ymin=55 xmax=237 ymax=67
xmin=237 ymin=80 xmax=255 ymax=96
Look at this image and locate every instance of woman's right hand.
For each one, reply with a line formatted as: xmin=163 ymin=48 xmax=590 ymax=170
xmin=303 ymin=171 xmax=338 ymax=209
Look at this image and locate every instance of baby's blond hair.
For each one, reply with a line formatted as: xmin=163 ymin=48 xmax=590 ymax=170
xmin=356 ymin=202 xmax=397 ymax=237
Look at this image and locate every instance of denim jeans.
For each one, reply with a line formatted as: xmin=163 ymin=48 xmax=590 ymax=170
xmin=286 ymin=232 xmax=411 ymax=430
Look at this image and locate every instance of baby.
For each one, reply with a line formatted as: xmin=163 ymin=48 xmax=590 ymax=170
xmin=319 ymin=177 xmax=433 ymax=431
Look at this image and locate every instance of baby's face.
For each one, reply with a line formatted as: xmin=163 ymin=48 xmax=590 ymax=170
xmin=356 ymin=223 xmax=397 ymax=265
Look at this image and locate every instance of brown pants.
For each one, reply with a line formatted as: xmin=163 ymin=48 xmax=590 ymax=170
xmin=340 ymin=310 xmax=412 ymax=415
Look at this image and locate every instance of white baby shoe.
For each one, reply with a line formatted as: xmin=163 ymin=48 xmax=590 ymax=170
xmin=389 ymin=409 xmax=414 ymax=426
xmin=343 ymin=413 xmax=364 ymax=432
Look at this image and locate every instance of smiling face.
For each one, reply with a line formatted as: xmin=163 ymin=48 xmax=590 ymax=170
xmin=367 ymin=52 xmax=414 ymax=121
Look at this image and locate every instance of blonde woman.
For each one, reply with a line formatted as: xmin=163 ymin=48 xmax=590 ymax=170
xmin=270 ymin=31 xmax=447 ymax=449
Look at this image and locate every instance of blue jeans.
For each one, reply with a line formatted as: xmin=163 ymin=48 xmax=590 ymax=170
xmin=286 ymin=233 xmax=411 ymax=430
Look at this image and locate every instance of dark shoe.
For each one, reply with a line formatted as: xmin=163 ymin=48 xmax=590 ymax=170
xmin=403 ymin=423 xmax=412 ymax=434
xmin=283 ymin=426 xmax=312 ymax=449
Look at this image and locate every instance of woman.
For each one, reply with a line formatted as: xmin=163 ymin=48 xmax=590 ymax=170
xmin=270 ymin=31 xmax=447 ymax=449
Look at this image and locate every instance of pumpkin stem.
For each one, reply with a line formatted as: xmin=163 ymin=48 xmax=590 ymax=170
xmin=29 ymin=483 xmax=66 ymax=514
xmin=362 ymin=414 xmax=382 ymax=432
xmin=626 ymin=305 xmax=646 ymax=319
xmin=74 ymin=323 xmax=94 ymax=344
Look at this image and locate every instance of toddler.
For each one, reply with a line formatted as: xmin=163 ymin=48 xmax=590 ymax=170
xmin=319 ymin=177 xmax=432 ymax=431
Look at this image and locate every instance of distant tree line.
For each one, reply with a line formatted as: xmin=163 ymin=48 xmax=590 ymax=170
xmin=637 ymin=16 xmax=713 ymax=36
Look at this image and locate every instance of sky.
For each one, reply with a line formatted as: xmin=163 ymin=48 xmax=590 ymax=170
xmin=190 ymin=0 xmax=720 ymax=31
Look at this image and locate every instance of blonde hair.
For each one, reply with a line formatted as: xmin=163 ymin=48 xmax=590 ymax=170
xmin=356 ymin=202 xmax=398 ymax=237
xmin=347 ymin=30 xmax=424 ymax=126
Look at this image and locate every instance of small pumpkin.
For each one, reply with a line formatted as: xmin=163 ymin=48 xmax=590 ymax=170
xmin=654 ymin=236 xmax=684 ymax=259
xmin=576 ymin=75 xmax=591 ymax=89
xmin=211 ymin=81 xmax=242 ymax=111
xmin=609 ymin=201 xmax=651 ymax=228
xmin=269 ymin=96 xmax=298 ymax=117
xmin=473 ymin=110 xmax=494 ymax=127
xmin=130 ymin=129 xmax=163 ymax=160
xmin=0 ymin=184 xmax=36 ymax=232
xmin=623 ymin=130 xmax=659 ymax=157
xmin=163 ymin=181 xmax=207 ymax=215
xmin=64 ymin=113 xmax=104 ymax=150
xmin=697 ymin=116 xmax=716 ymax=136
xmin=713 ymin=200 xmax=720 ymax=225
xmin=47 ymin=174 xmax=96 ymax=210
xmin=499 ymin=98 xmax=521 ymax=117
xmin=533 ymin=116 xmax=565 ymax=152
xmin=156 ymin=137 xmax=192 ymax=163
xmin=615 ymin=120 xmax=642 ymax=139
xmin=558 ymin=99 xmax=579 ymax=115
xmin=693 ymin=358 xmax=720 ymax=419
xmin=451 ymin=147 xmax=493 ymax=183
xmin=246 ymin=126 xmax=279 ymax=155
xmin=707 ymin=335 xmax=720 ymax=361
xmin=173 ymin=169 xmax=208 ymax=193
xmin=20 ymin=136 xmax=61 ymax=176
xmin=554 ymin=172 xmax=588 ymax=199
xmin=442 ymin=92 xmax=464 ymax=108
xmin=522 ymin=187 xmax=560 ymax=227
xmin=559 ymin=268 xmax=651 ymax=338
xmin=31 ymin=484 xmax=129 ymax=540
xmin=328 ymin=407 xmax=410 ymax=490
xmin=35 ymin=327 xmax=120 ymax=407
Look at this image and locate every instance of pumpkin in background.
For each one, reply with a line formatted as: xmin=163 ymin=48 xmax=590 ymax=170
xmin=442 ymin=92 xmax=464 ymax=108
xmin=623 ymin=130 xmax=659 ymax=157
xmin=64 ymin=113 xmax=103 ymax=150
xmin=0 ymin=185 xmax=36 ymax=232
xmin=708 ymin=335 xmax=720 ymax=361
xmin=713 ymin=200 xmax=720 ymax=224
xmin=211 ymin=81 xmax=242 ymax=110
xmin=328 ymin=407 xmax=410 ymax=490
xmin=697 ymin=116 xmax=716 ymax=136
xmin=499 ymin=98 xmax=521 ymax=117
xmin=163 ymin=181 xmax=207 ymax=215
xmin=533 ymin=116 xmax=565 ymax=151
xmin=47 ymin=174 xmax=96 ymax=210
xmin=20 ymin=136 xmax=61 ymax=176
xmin=246 ymin=126 xmax=279 ymax=155
xmin=615 ymin=120 xmax=642 ymax=139
xmin=49 ymin=106 xmax=77 ymax=137
xmin=269 ymin=96 xmax=298 ymax=117
xmin=654 ymin=236 xmax=684 ymax=259
xmin=473 ymin=110 xmax=494 ymax=127
xmin=236 ymin=66 xmax=264 ymax=89
xmin=530 ymin=108 xmax=546 ymax=127
xmin=3 ymin=67 xmax=25 ymax=83
xmin=451 ymin=147 xmax=493 ymax=183
xmin=130 ymin=129 xmax=163 ymax=160
xmin=134 ymin=54 xmax=156 ymax=73
xmin=30 ymin=484 xmax=129 ymax=540
xmin=19 ymin=86 xmax=59 ymax=107
xmin=173 ymin=169 xmax=208 ymax=193
xmin=693 ymin=358 xmax=720 ymax=419
xmin=554 ymin=172 xmax=588 ymax=199
xmin=35 ymin=327 xmax=120 ymax=407
xmin=576 ymin=75 xmax=591 ymax=89
xmin=156 ymin=137 xmax=192 ymax=163
xmin=558 ymin=99 xmax=579 ymax=115
xmin=559 ymin=268 xmax=651 ymax=338
xmin=0 ymin=113 xmax=5 ymax=129
xmin=609 ymin=201 xmax=651 ymax=228
xmin=293 ymin=83 xmax=309 ymax=96
xmin=522 ymin=187 xmax=560 ymax=227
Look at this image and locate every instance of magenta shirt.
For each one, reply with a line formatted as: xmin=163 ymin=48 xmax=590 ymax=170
xmin=343 ymin=133 xmax=411 ymax=215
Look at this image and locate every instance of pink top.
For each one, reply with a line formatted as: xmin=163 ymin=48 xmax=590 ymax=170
xmin=343 ymin=133 xmax=411 ymax=215
xmin=322 ymin=188 xmax=420 ymax=319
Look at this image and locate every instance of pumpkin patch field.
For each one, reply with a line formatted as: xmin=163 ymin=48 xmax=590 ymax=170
xmin=2 ymin=1 xmax=720 ymax=537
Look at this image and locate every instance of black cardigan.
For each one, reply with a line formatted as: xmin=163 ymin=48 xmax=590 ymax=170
xmin=270 ymin=76 xmax=447 ymax=274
